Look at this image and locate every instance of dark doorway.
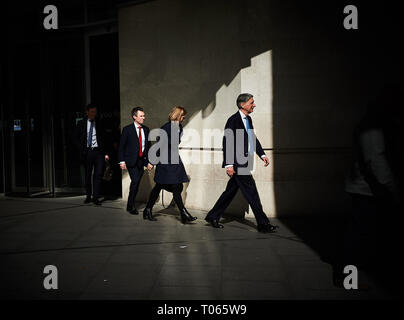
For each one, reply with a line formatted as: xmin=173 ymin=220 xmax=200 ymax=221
xmin=2 ymin=4 xmax=121 ymax=198
xmin=89 ymin=32 xmax=122 ymax=198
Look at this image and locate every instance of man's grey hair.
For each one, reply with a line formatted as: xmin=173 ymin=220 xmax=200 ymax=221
xmin=236 ymin=93 xmax=254 ymax=109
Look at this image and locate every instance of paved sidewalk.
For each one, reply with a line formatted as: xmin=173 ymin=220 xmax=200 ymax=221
xmin=0 ymin=195 xmax=391 ymax=299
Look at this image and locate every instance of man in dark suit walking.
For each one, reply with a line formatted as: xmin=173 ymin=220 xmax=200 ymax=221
xmin=118 ymin=107 xmax=153 ymax=215
xmin=205 ymin=93 xmax=278 ymax=233
xmin=75 ymin=104 xmax=110 ymax=205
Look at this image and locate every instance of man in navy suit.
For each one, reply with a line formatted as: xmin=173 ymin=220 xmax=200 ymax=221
xmin=118 ymin=107 xmax=153 ymax=215
xmin=75 ymin=104 xmax=110 ymax=206
xmin=205 ymin=93 xmax=278 ymax=233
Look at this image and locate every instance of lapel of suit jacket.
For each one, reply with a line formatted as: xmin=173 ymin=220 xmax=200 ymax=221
xmin=132 ymin=123 xmax=140 ymax=149
xmin=143 ymin=126 xmax=149 ymax=148
xmin=93 ymin=119 xmax=99 ymax=145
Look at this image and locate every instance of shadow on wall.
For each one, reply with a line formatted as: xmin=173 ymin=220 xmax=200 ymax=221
xmin=119 ymin=0 xmax=277 ymax=128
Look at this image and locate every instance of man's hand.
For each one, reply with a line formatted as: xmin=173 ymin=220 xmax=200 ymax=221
xmin=147 ymin=163 xmax=154 ymax=171
xmin=226 ymin=166 xmax=235 ymax=177
xmin=120 ymin=163 xmax=127 ymax=170
xmin=262 ymin=156 xmax=270 ymax=167
xmin=105 ymin=155 xmax=110 ymax=161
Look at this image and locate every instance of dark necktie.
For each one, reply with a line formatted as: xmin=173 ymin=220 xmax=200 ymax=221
xmin=138 ymin=126 xmax=143 ymax=157
xmin=88 ymin=120 xmax=94 ymax=147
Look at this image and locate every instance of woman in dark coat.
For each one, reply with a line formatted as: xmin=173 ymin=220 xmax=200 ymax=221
xmin=143 ymin=106 xmax=197 ymax=223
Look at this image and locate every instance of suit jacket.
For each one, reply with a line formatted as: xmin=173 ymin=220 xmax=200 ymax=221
xmin=153 ymin=121 xmax=189 ymax=184
xmin=118 ymin=123 xmax=151 ymax=167
xmin=74 ymin=117 xmax=108 ymax=161
xmin=222 ymin=111 xmax=265 ymax=170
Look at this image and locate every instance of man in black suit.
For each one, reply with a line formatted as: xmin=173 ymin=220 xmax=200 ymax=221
xmin=75 ymin=104 xmax=110 ymax=205
xmin=118 ymin=107 xmax=153 ymax=215
xmin=205 ymin=93 xmax=278 ymax=233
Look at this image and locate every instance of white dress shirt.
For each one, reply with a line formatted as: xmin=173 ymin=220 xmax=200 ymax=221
xmin=120 ymin=121 xmax=145 ymax=164
xmin=225 ymin=111 xmax=267 ymax=168
xmin=87 ymin=119 xmax=98 ymax=148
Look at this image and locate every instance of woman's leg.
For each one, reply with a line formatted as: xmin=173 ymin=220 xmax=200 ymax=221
xmin=171 ymin=183 xmax=185 ymax=210
xmin=146 ymin=184 xmax=163 ymax=209
xmin=171 ymin=184 xmax=197 ymax=223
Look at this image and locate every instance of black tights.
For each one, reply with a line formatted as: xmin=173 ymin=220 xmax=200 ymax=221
xmin=146 ymin=183 xmax=185 ymax=210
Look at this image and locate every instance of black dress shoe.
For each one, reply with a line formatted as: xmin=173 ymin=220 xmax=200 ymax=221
xmin=93 ymin=198 xmax=102 ymax=206
xmin=128 ymin=208 xmax=139 ymax=215
xmin=257 ymin=223 xmax=278 ymax=233
xmin=143 ymin=208 xmax=157 ymax=221
xmin=84 ymin=197 xmax=92 ymax=204
xmin=180 ymin=208 xmax=197 ymax=224
xmin=205 ymin=218 xmax=224 ymax=228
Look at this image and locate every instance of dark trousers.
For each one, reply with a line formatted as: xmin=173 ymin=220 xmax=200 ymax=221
xmin=127 ymin=158 xmax=145 ymax=210
xmin=84 ymin=149 xmax=105 ymax=199
xmin=146 ymin=183 xmax=185 ymax=211
xmin=206 ymin=174 xmax=270 ymax=225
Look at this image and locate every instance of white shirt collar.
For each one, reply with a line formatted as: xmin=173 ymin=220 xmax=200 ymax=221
xmin=239 ymin=110 xmax=248 ymax=119
xmin=134 ymin=121 xmax=142 ymax=129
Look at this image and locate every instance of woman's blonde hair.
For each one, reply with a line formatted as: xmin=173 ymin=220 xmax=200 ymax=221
xmin=168 ymin=106 xmax=187 ymax=121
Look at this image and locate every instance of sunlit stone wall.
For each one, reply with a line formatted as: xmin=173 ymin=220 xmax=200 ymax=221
xmin=118 ymin=0 xmax=371 ymax=217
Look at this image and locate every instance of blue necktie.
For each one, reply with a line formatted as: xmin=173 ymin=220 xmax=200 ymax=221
xmin=88 ymin=120 xmax=94 ymax=147
xmin=245 ymin=117 xmax=254 ymax=155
